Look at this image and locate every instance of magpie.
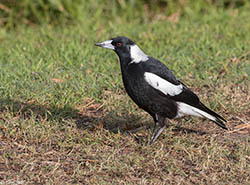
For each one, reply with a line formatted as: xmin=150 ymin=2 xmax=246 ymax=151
xmin=95 ymin=36 xmax=227 ymax=144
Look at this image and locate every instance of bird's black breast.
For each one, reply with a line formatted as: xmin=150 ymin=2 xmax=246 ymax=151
xmin=120 ymin=61 xmax=178 ymax=118
xmin=120 ymin=62 xmax=147 ymax=104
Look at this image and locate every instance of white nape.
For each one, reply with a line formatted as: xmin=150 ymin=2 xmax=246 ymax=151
xmin=176 ymin=102 xmax=216 ymax=121
xmin=144 ymin=72 xmax=183 ymax=96
xmin=130 ymin=45 xmax=148 ymax=63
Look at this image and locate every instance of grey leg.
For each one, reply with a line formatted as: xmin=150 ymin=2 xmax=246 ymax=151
xmin=150 ymin=115 xmax=166 ymax=144
xmin=151 ymin=114 xmax=158 ymax=135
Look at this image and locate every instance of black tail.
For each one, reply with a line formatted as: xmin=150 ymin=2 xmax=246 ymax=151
xmin=199 ymin=102 xmax=227 ymax=130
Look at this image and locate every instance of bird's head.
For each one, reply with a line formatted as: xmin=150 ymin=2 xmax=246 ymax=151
xmin=95 ymin=36 xmax=148 ymax=64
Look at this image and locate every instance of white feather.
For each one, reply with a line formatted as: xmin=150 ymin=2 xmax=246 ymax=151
xmin=130 ymin=45 xmax=148 ymax=63
xmin=176 ymin=102 xmax=216 ymax=121
xmin=144 ymin=72 xmax=183 ymax=96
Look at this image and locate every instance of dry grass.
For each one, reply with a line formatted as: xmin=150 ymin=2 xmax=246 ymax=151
xmin=0 ymin=83 xmax=249 ymax=184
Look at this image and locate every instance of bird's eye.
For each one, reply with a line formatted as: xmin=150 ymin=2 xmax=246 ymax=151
xmin=116 ymin=42 xmax=122 ymax=47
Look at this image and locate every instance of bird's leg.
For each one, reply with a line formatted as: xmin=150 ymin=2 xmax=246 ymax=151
xmin=151 ymin=114 xmax=159 ymax=135
xmin=150 ymin=115 xmax=166 ymax=144
xmin=150 ymin=125 xmax=166 ymax=144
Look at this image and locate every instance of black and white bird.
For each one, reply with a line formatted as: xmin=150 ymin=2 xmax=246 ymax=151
xmin=95 ymin=36 xmax=227 ymax=144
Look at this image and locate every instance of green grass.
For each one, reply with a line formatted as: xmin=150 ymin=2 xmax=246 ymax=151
xmin=0 ymin=7 xmax=250 ymax=184
xmin=1 ymin=0 xmax=248 ymax=29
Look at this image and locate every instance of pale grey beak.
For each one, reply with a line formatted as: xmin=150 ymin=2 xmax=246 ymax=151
xmin=95 ymin=40 xmax=115 ymax=50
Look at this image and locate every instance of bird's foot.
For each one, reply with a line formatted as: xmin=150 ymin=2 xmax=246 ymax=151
xmin=150 ymin=125 xmax=166 ymax=144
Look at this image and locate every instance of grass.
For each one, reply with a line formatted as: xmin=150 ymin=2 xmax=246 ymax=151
xmin=1 ymin=0 xmax=248 ymax=29
xmin=0 ymin=6 xmax=250 ymax=184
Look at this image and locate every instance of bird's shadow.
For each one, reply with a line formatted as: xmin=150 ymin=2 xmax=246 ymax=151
xmin=98 ymin=112 xmax=207 ymax=136
xmin=0 ymin=98 xmax=207 ymax=143
xmin=94 ymin=113 xmax=208 ymax=144
xmin=82 ymin=111 xmax=208 ymax=144
xmin=0 ymin=98 xmax=83 ymax=123
xmin=0 ymin=98 xmax=148 ymax=136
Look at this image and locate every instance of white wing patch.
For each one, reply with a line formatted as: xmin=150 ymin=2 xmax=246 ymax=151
xmin=130 ymin=45 xmax=148 ymax=64
xmin=144 ymin=72 xmax=183 ymax=96
xmin=176 ymin=102 xmax=216 ymax=121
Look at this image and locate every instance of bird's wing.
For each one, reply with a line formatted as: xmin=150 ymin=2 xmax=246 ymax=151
xmin=144 ymin=72 xmax=184 ymax=97
xmin=143 ymin=69 xmax=200 ymax=105
xmin=142 ymin=57 xmax=201 ymax=106
xmin=144 ymin=57 xmax=181 ymax=85
xmin=143 ymin=57 xmax=187 ymax=97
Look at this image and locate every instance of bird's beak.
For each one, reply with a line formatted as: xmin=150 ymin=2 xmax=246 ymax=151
xmin=95 ymin=40 xmax=115 ymax=50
